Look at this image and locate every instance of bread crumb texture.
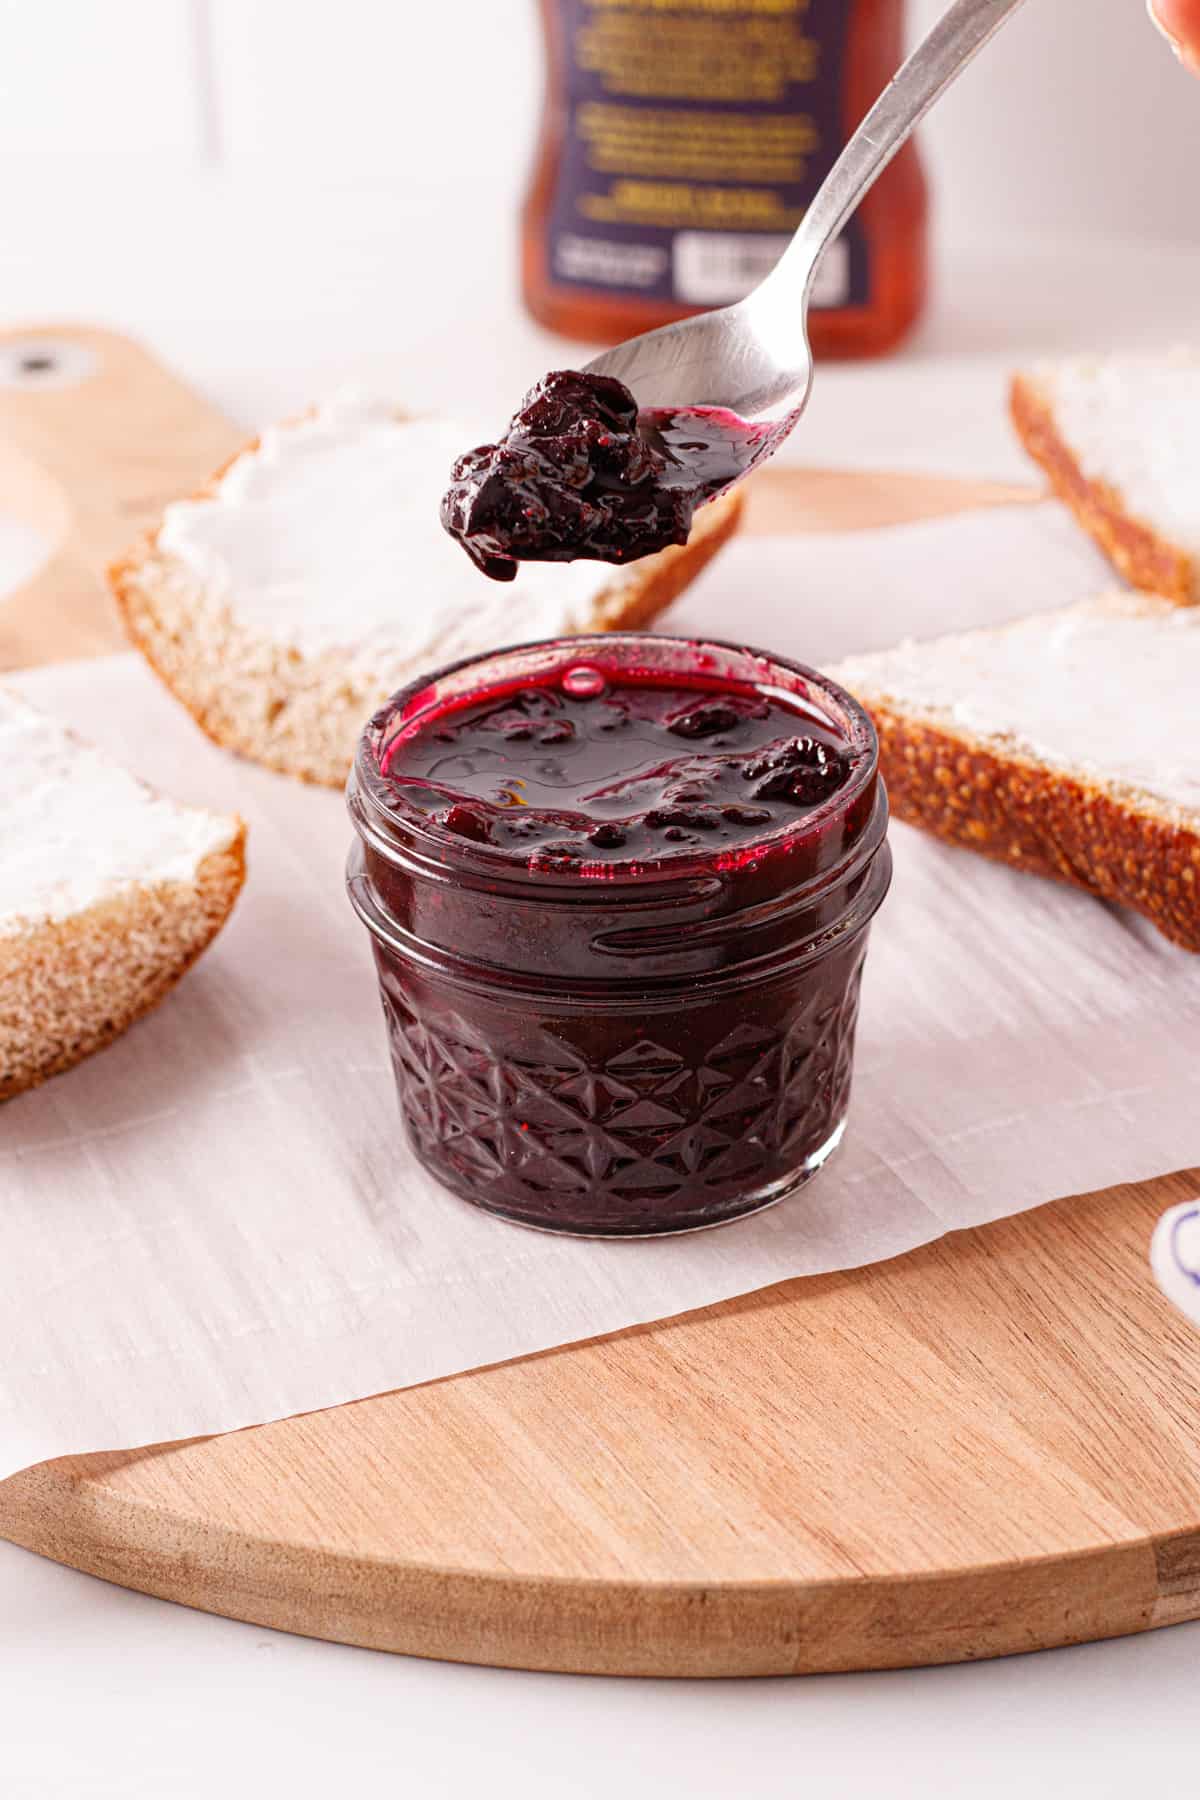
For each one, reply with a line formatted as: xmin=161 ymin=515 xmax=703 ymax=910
xmin=109 ymin=409 xmax=743 ymax=788
xmin=1 ymin=686 xmax=246 ymax=1100
xmin=1011 ymin=356 xmax=1198 ymax=604
xmin=871 ymin=707 xmax=1200 ymax=952
xmin=835 ymin=591 xmax=1200 ymax=954
xmin=2 ymin=836 xmax=245 ymax=1100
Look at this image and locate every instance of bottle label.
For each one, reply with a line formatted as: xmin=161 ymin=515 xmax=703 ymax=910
xmin=544 ymin=0 xmax=870 ymax=311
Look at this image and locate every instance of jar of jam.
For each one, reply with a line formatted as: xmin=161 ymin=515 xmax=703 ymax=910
xmin=347 ymin=634 xmax=891 ymax=1236
xmin=522 ymin=0 xmax=927 ymax=359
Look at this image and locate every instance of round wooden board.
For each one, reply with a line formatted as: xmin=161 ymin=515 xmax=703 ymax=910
xmin=2 ymin=326 xmax=1199 ymax=1678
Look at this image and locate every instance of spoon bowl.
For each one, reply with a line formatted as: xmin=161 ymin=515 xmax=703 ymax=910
xmin=586 ymin=0 xmax=1029 ymax=470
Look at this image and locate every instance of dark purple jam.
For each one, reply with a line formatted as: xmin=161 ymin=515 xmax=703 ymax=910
xmin=348 ymin=636 xmax=891 ymax=1237
xmin=380 ymin=662 xmax=850 ymax=869
xmin=440 ymin=370 xmax=767 ymax=581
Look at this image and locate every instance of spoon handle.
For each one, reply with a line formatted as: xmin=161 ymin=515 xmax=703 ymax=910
xmin=773 ymin=0 xmax=1029 ymax=303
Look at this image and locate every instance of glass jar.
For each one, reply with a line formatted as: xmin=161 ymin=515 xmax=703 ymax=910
xmin=521 ymin=0 xmax=927 ymax=359
xmin=347 ymin=635 xmax=891 ymax=1236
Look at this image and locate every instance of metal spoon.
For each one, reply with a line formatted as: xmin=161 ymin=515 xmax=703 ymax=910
xmin=585 ymin=0 xmax=1029 ymax=465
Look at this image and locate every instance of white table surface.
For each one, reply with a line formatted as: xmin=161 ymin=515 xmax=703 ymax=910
xmin=3 ymin=175 xmax=1200 ymax=1795
xmin=3 ymin=1539 xmax=1199 ymax=1800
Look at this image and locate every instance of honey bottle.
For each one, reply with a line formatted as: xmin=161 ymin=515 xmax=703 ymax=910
xmin=522 ymin=0 xmax=928 ymax=359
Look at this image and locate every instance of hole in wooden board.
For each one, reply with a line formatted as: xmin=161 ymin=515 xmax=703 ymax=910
xmin=0 ymin=338 xmax=98 ymax=391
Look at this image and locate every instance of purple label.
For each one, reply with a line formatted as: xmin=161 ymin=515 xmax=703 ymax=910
xmin=545 ymin=0 xmax=869 ymax=311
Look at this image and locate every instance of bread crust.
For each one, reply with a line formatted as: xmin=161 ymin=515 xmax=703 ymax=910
xmin=1010 ymin=373 xmax=1194 ymax=605
xmin=865 ymin=702 xmax=1200 ymax=951
xmin=0 ymin=828 xmax=246 ymax=1101
xmin=109 ymin=428 xmax=745 ymax=788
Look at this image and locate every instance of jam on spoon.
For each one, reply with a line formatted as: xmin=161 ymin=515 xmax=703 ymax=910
xmin=440 ymin=369 xmax=769 ymax=582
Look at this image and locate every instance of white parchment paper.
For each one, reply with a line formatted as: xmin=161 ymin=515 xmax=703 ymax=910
xmin=3 ymin=501 xmax=1197 ymax=1478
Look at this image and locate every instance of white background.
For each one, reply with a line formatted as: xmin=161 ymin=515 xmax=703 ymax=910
xmin=2 ymin=0 xmax=1197 ymax=476
xmin=2 ymin=1538 xmax=1199 ymax=1800
xmin=0 ymin=0 xmax=1196 ymax=245
xmin=2 ymin=3 xmax=1200 ymax=1796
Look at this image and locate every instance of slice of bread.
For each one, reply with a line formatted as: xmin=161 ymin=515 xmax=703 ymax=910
xmin=832 ymin=592 xmax=1200 ymax=951
xmin=1011 ymin=350 xmax=1199 ymax=604
xmin=110 ymin=401 xmax=744 ymax=788
xmin=1 ymin=689 xmax=245 ymax=1100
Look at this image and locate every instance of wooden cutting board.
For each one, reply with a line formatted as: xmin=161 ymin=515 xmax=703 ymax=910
xmin=2 ymin=324 xmax=1199 ymax=1678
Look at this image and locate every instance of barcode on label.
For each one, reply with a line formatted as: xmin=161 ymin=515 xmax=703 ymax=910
xmin=555 ymin=234 xmax=669 ymax=289
xmin=673 ymin=232 xmax=850 ymax=308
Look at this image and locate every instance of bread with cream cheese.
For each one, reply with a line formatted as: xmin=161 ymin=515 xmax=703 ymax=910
xmin=1011 ymin=350 xmax=1200 ymax=604
xmin=832 ymin=592 xmax=1200 ymax=951
xmin=1 ymin=689 xmax=245 ymax=1099
xmin=110 ymin=402 xmax=744 ymax=787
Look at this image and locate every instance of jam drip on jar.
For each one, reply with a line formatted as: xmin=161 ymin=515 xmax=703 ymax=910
xmin=380 ymin=660 xmax=850 ymax=869
xmin=439 ymin=370 xmax=768 ymax=581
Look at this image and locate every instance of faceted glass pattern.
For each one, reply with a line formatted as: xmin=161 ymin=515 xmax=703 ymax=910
xmin=378 ymin=947 xmax=866 ymax=1235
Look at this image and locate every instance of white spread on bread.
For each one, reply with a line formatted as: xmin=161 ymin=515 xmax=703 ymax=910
xmin=0 ymin=690 xmax=237 ymax=934
xmin=1031 ymin=349 xmax=1200 ymax=562
xmin=834 ymin=594 xmax=1200 ymax=817
xmin=156 ymin=400 xmax=609 ymax=666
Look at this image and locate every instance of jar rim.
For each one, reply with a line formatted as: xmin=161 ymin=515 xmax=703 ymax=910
xmin=349 ymin=632 xmax=880 ymax=888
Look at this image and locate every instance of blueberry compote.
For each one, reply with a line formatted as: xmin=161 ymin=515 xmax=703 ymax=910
xmin=440 ymin=370 xmax=767 ymax=581
xmin=347 ymin=635 xmax=891 ymax=1237
xmin=385 ymin=665 xmax=849 ymax=867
